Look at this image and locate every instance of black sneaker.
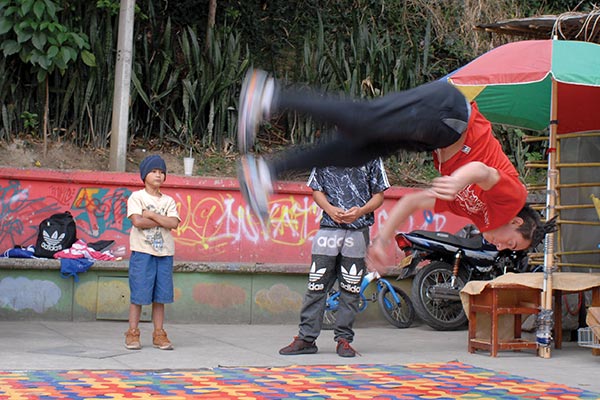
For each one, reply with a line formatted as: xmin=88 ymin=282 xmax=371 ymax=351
xmin=237 ymin=154 xmax=273 ymax=231
xmin=336 ymin=338 xmax=357 ymax=358
xmin=237 ymin=68 xmax=275 ymax=153
xmin=279 ymin=336 xmax=318 ymax=355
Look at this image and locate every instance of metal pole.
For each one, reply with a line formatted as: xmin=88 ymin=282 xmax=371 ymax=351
xmin=537 ymin=78 xmax=558 ymax=358
xmin=109 ymin=0 xmax=136 ymax=171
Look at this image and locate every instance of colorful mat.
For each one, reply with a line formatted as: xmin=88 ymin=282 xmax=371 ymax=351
xmin=0 ymin=362 xmax=598 ymax=399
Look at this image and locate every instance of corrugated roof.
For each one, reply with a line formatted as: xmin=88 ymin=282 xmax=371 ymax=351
xmin=475 ymin=10 xmax=600 ymax=43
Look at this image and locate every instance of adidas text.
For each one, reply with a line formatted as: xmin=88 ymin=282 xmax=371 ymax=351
xmin=340 ymin=282 xmax=361 ymax=293
xmin=316 ymin=236 xmax=354 ymax=249
xmin=307 ymin=282 xmax=325 ymax=291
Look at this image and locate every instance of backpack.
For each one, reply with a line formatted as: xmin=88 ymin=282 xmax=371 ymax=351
xmin=34 ymin=211 xmax=78 ymax=258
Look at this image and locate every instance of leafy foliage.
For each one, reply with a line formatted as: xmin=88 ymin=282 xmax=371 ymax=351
xmin=0 ymin=0 xmax=578 ymax=184
xmin=0 ymin=0 xmax=96 ymax=82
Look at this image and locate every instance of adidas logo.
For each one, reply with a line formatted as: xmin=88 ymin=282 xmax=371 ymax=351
xmin=41 ymin=230 xmax=66 ymax=251
xmin=308 ymin=262 xmax=326 ymax=282
xmin=307 ymin=262 xmax=325 ymax=291
xmin=340 ymin=264 xmax=362 ymax=293
xmin=341 ymin=264 xmax=362 ymax=284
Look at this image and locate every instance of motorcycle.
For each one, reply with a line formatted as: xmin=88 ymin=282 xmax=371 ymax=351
xmin=394 ymin=227 xmax=530 ymax=331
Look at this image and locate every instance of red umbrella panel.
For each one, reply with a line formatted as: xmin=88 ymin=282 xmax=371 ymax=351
xmin=448 ymin=39 xmax=600 ymax=134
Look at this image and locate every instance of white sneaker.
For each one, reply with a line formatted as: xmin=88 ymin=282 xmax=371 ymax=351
xmin=237 ymin=154 xmax=273 ymax=230
xmin=237 ymin=69 xmax=275 ymax=153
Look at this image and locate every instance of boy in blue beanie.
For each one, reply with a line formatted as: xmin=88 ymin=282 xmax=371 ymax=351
xmin=125 ymin=154 xmax=180 ymax=350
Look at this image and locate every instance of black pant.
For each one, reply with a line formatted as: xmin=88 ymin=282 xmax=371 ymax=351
xmin=269 ymin=80 xmax=469 ymax=177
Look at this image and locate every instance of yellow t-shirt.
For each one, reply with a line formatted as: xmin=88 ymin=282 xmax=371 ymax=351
xmin=127 ymin=189 xmax=180 ymax=256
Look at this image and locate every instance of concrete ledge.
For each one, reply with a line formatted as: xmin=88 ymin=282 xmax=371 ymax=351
xmin=0 ymin=256 xmax=408 ymax=324
xmin=0 ymin=257 xmax=308 ymax=274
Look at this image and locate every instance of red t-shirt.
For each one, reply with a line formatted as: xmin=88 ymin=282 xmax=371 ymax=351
xmin=433 ymin=102 xmax=527 ymax=232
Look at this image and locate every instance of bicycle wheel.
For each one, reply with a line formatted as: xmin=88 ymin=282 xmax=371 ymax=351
xmin=322 ymin=309 xmax=336 ymax=330
xmin=322 ymin=292 xmax=366 ymax=330
xmin=377 ymin=282 xmax=415 ymax=329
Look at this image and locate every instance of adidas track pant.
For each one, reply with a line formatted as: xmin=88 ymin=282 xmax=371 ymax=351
xmin=298 ymin=227 xmax=369 ymax=343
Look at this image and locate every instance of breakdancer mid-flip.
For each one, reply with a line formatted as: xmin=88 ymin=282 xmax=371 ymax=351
xmin=236 ymin=68 xmax=556 ymax=272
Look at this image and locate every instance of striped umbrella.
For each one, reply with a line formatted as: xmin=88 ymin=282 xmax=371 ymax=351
xmin=448 ymin=39 xmax=600 ymax=358
xmin=448 ymin=39 xmax=600 ymax=134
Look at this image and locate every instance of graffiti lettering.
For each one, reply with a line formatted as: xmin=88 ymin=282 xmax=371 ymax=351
xmin=174 ymin=194 xmax=320 ymax=255
xmin=72 ymin=187 xmax=131 ymax=237
xmin=0 ymin=173 xmax=467 ymax=264
xmin=0 ymin=181 xmax=60 ymax=246
xmin=269 ymin=196 xmax=318 ymax=246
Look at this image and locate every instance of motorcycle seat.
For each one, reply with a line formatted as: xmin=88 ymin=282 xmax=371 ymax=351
xmin=408 ymin=230 xmax=497 ymax=251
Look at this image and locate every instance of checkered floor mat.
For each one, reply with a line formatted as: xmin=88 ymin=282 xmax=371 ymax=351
xmin=1 ymin=362 xmax=598 ymax=399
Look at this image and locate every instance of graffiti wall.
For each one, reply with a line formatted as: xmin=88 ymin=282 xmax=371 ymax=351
xmin=0 ymin=168 xmax=472 ymax=265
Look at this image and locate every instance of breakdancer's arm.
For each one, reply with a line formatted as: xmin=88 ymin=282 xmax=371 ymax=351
xmin=367 ymin=161 xmax=500 ymax=272
xmin=367 ymin=190 xmax=435 ymax=272
xmin=430 ymin=161 xmax=500 ymax=201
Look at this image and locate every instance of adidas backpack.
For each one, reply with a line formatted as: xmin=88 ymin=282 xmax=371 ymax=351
xmin=34 ymin=211 xmax=77 ymax=258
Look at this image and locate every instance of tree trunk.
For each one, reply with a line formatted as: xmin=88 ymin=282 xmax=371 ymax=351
xmin=43 ymin=77 xmax=49 ymax=156
xmin=205 ymin=0 xmax=217 ymax=53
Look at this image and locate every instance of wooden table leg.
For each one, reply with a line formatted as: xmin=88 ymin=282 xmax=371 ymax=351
xmin=554 ymin=289 xmax=563 ymax=350
xmin=491 ymin=289 xmax=499 ymax=357
xmin=592 ymin=287 xmax=600 ymax=356
xmin=468 ymin=296 xmax=476 ymax=353
xmin=514 ymin=313 xmax=522 ymax=340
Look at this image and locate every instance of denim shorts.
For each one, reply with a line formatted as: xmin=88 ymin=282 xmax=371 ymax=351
xmin=128 ymin=251 xmax=174 ymax=305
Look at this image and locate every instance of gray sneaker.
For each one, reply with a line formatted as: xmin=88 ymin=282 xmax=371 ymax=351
xmin=237 ymin=69 xmax=275 ymax=153
xmin=336 ymin=338 xmax=358 ymax=357
xmin=279 ymin=336 xmax=318 ymax=355
xmin=237 ymin=154 xmax=273 ymax=230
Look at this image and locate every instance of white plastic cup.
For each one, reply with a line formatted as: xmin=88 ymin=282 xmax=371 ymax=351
xmin=183 ymin=157 xmax=195 ymax=176
xmin=112 ymin=245 xmax=127 ymax=257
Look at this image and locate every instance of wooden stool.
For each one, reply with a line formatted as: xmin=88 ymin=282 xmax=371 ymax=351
xmin=468 ymin=284 xmax=541 ymax=356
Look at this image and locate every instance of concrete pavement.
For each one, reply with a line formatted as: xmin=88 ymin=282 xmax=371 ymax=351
xmin=0 ymin=320 xmax=599 ymax=393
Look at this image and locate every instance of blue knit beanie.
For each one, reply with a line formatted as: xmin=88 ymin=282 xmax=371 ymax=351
xmin=139 ymin=154 xmax=167 ymax=182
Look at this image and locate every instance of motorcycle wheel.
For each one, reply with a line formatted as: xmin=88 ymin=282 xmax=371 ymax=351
xmin=377 ymin=283 xmax=415 ymax=329
xmin=411 ymin=261 xmax=469 ymax=331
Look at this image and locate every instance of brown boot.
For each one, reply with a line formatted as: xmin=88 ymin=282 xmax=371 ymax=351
xmin=124 ymin=328 xmax=141 ymax=350
xmin=153 ymin=328 xmax=173 ymax=350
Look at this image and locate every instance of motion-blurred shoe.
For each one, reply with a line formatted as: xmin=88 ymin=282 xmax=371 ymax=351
xmin=237 ymin=154 xmax=273 ymax=230
xmin=237 ymin=68 xmax=275 ymax=153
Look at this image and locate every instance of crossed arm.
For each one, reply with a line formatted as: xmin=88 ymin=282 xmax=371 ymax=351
xmin=130 ymin=209 xmax=180 ymax=230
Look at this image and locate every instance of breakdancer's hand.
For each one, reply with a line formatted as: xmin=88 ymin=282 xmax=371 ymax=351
xmin=366 ymin=236 xmax=391 ymax=275
xmin=430 ymin=161 xmax=500 ymax=200
xmin=429 ymin=175 xmax=464 ymax=201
